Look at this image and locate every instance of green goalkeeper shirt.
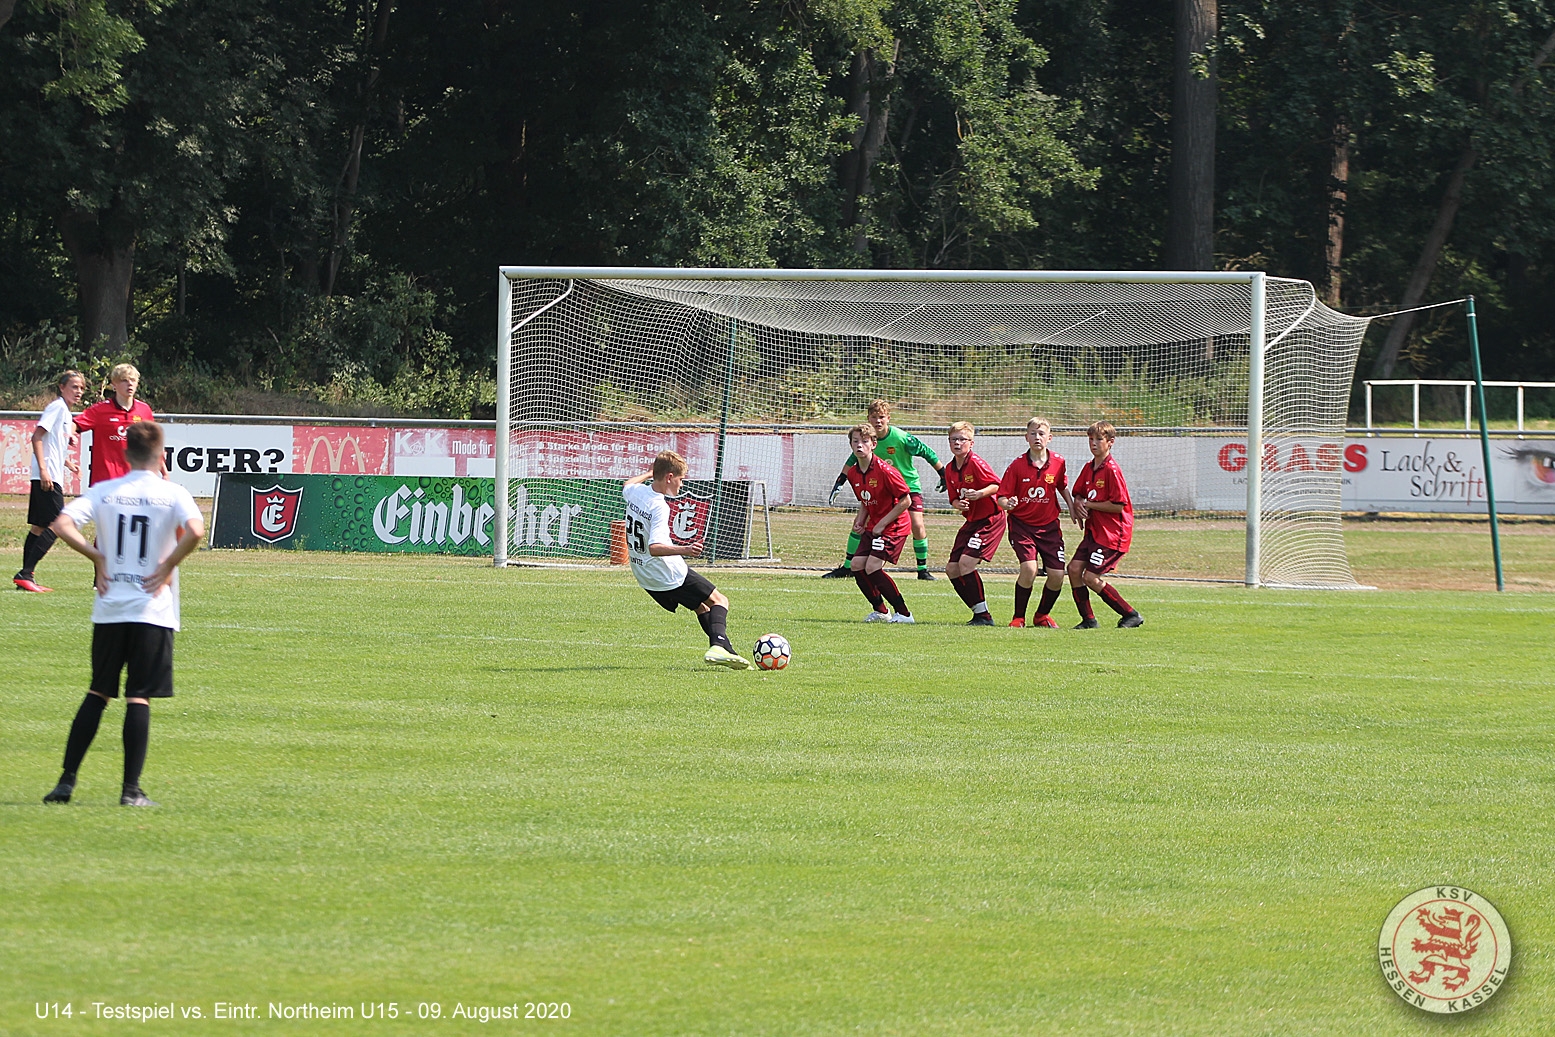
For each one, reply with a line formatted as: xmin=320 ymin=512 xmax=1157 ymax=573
xmin=842 ymin=425 xmax=941 ymax=492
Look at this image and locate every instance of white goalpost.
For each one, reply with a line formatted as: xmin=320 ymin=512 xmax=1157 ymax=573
xmin=495 ymin=267 xmax=1373 ymax=589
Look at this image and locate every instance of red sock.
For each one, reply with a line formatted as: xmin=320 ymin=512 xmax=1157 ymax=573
xmin=870 ymin=569 xmax=909 ymax=616
xmin=1071 ymin=585 xmax=1095 ymax=620
xmin=949 ymin=575 xmax=973 ymax=607
xmin=855 ymin=571 xmax=885 ymax=610
xmin=1097 ymin=583 xmax=1133 ymax=616
xmin=968 ymin=570 xmax=985 ymax=605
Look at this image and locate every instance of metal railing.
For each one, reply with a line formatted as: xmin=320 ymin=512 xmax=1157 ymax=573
xmin=1363 ymin=379 xmax=1555 ymax=431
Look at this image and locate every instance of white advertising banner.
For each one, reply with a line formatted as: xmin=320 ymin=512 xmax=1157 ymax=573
xmin=29 ymin=417 xmax=1553 ymax=515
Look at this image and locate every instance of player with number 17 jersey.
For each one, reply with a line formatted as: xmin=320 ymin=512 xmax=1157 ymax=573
xmin=59 ymin=469 xmax=202 ymax=630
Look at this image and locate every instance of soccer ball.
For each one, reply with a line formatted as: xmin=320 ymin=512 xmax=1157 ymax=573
xmin=753 ymin=633 xmax=791 ymax=671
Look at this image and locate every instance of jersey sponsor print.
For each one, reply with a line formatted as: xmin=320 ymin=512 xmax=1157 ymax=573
xmin=999 ymin=450 xmax=1068 ymax=526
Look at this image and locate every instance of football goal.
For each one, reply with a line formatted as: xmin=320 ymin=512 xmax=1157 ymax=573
xmin=495 ymin=268 xmax=1372 ymax=588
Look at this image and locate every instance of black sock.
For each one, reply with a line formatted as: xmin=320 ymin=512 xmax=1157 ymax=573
xmin=1013 ymin=582 xmax=1033 ymax=619
xmin=854 ymin=571 xmax=885 ymax=609
xmin=1037 ymin=586 xmax=1061 ymax=617
xmin=703 ymin=604 xmax=733 ymax=651
xmin=697 ymin=610 xmax=714 ymax=639
xmin=968 ymin=570 xmax=985 ymax=605
xmin=62 ymin=693 xmax=107 ymax=775
xmin=21 ymin=529 xmax=57 ymax=575
xmin=122 ymin=703 xmax=150 ymax=791
xmin=870 ymin=570 xmax=909 ymax=616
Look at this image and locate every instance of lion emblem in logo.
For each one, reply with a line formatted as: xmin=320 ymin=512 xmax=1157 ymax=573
xmin=1407 ymin=907 xmax=1481 ymax=992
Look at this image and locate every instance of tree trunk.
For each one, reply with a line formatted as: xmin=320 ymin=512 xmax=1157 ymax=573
xmin=59 ymin=208 xmax=136 ymax=353
xmin=1323 ymin=117 xmax=1349 ymax=307
xmin=324 ymin=0 xmax=393 ymax=297
xmin=1370 ymin=147 xmax=1474 ymax=378
xmin=839 ymin=42 xmax=898 ymax=256
xmin=1166 ymin=0 xmax=1217 ymax=270
xmin=0 ymin=0 xmax=18 ymax=32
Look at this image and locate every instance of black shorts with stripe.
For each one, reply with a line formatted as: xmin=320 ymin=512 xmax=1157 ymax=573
xmin=91 ymin=622 xmax=176 ymax=698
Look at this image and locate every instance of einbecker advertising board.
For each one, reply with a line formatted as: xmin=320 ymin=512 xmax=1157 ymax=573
xmin=211 ymin=474 xmax=754 ymax=558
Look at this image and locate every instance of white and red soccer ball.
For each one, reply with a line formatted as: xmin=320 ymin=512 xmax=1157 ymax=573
xmin=753 ymin=633 xmax=790 ymax=670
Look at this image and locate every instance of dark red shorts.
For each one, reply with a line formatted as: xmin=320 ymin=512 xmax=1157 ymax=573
xmin=1008 ymin=517 xmax=1066 ymax=570
xmin=949 ymin=513 xmax=1006 ymax=563
xmin=853 ymin=528 xmax=907 ymax=564
xmin=1075 ymin=534 xmax=1127 ymax=575
xmin=907 ymin=491 xmax=925 ymax=514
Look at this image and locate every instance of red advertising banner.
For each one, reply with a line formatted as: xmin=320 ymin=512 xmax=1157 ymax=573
xmin=292 ymin=426 xmax=392 ymax=476
xmin=1 ymin=418 xmax=84 ymax=495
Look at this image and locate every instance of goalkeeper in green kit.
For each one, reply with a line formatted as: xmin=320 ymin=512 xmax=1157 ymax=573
xmin=823 ymin=399 xmax=945 ymax=580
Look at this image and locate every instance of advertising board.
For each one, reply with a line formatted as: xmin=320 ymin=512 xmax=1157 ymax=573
xmin=211 ymin=474 xmax=754 ymax=558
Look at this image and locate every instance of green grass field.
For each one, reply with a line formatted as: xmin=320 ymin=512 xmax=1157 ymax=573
xmin=2 ymin=544 xmax=1553 ymax=1035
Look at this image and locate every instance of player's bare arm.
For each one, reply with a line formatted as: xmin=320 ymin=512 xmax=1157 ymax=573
xmin=50 ymin=512 xmax=109 ymax=595
xmin=31 ymin=425 xmax=54 ymax=491
xmin=623 ymin=471 xmax=654 ymax=487
xmin=650 ymin=539 xmax=703 ymax=558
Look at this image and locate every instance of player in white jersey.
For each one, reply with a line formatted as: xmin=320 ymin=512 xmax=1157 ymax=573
xmin=622 ymin=450 xmax=752 ymax=669
xmin=44 ymin=422 xmax=204 ymax=807
xmin=14 ymin=369 xmax=86 ymax=592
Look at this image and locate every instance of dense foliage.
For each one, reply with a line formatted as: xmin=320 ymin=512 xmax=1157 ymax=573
xmin=2 ymin=0 xmax=1553 ymax=417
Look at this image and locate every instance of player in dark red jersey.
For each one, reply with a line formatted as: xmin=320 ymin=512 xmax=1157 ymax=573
xmin=997 ymin=417 xmax=1073 ymax=628
xmin=1068 ymin=421 xmax=1143 ymax=629
xmin=942 ymin=422 xmax=1005 ymax=625
xmin=844 ymin=424 xmax=915 ymax=623
xmin=74 ymin=363 xmax=155 ymax=486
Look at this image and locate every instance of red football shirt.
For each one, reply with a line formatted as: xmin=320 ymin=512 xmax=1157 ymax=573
xmin=945 ymin=450 xmax=1001 ymax=523
xmin=1072 ymin=453 xmax=1133 ymax=551
xmin=998 ymin=450 xmax=1068 ymax=525
xmin=76 ymin=398 xmax=155 ymax=485
xmin=846 ymin=458 xmax=911 ymax=536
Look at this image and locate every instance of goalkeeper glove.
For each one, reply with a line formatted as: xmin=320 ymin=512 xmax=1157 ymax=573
xmin=829 ymin=471 xmax=848 ymax=505
xmin=935 ymin=470 xmax=947 ymax=493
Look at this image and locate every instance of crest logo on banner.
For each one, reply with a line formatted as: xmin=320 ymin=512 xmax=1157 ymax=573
xmin=252 ymin=485 xmax=303 ymax=542
xmin=669 ymin=491 xmax=712 ymax=545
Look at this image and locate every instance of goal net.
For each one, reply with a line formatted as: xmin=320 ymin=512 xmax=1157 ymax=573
xmin=497 ymin=269 xmax=1372 ymax=588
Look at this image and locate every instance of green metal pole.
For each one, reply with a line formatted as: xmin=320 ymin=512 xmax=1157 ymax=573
xmin=1466 ymin=296 xmax=1504 ymax=591
xmin=707 ymin=319 xmax=737 ymax=562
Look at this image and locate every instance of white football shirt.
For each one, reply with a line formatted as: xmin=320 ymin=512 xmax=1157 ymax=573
xmin=622 ymin=481 xmax=687 ymax=592
xmin=60 ymin=469 xmax=202 ymax=630
xmin=31 ymin=397 xmax=73 ymax=483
